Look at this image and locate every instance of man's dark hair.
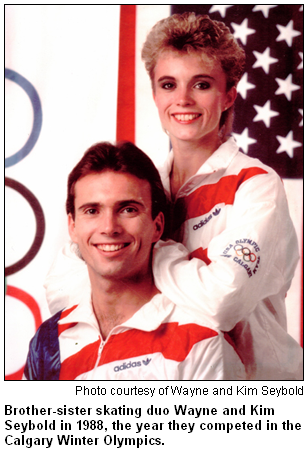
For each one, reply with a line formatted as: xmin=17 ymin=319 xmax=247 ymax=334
xmin=66 ymin=141 xmax=167 ymax=223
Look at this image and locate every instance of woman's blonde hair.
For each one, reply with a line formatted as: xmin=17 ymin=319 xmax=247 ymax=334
xmin=141 ymin=12 xmax=246 ymax=139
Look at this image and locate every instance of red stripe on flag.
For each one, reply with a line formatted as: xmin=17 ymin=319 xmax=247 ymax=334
xmin=116 ymin=5 xmax=136 ymax=143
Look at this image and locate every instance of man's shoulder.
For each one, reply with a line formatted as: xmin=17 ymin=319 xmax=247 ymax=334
xmin=23 ymin=310 xmax=63 ymax=380
xmin=35 ymin=309 xmax=63 ymax=340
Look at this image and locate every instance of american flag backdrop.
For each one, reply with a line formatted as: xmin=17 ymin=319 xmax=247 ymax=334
xmin=5 ymin=5 xmax=303 ymax=380
xmin=171 ymin=4 xmax=303 ymax=179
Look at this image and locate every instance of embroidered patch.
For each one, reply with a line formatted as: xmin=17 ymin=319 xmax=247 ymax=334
xmin=221 ymin=239 xmax=260 ymax=278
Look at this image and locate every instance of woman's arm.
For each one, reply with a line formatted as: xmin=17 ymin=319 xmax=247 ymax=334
xmin=153 ymin=172 xmax=299 ymax=331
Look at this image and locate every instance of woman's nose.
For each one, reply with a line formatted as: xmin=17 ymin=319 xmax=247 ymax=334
xmin=176 ymin=87 xmax=194 ymax=106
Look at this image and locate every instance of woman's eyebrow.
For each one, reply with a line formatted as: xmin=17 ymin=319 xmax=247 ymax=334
xmin=157 ymin=73 xmax=215 ymax=82
xmin=192 ymin=74 xmax=215 ymax=80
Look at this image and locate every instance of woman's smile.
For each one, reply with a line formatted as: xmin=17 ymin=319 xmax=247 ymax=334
xmin=153 ymin=51 xmax=236 ymax=147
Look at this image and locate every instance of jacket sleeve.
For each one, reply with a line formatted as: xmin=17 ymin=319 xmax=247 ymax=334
xmin=153 ymin=171 xmax=299 ymax=331
xmin=23 ymin=312 xmax=62 ymax=380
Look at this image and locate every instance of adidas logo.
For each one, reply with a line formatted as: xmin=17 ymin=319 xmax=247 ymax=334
xmin=114 ymin=358 xmax=152 ymax=372
xmin=212 ymin=208 xmax=221 ymax=216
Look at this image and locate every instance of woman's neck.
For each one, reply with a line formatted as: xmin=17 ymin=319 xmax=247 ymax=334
xmin=170 ymin=136 xmax=222 ymax=198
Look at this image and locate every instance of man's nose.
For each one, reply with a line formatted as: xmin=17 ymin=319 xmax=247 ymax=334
xmin=98 ymin=210 xmax=121 ymax=235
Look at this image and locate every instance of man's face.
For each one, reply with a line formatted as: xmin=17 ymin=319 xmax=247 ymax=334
xmin=68 ymin=171 xmax=164 ymax=283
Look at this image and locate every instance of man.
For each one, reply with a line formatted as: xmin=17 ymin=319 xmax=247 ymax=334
xmin=24 ymin=141 xmax=244 ymax=380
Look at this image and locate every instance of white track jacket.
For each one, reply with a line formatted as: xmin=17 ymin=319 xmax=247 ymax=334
xmin=153 ymin=137 xmax=302 ymax=380
xmin=24 ymin=291 xmax=244 ymax=380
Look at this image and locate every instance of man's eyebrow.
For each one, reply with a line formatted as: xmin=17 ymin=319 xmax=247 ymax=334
xmin=118 ymin=199 xmax=146 ymax=209
xmin=77 ymin=199 xmax=146 ymax=212
xmin=77 ymin=202 xmax=100 ymax=212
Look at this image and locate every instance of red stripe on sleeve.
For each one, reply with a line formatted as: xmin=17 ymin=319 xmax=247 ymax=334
xmin=189 ymin=247 xmax=212 ymax=265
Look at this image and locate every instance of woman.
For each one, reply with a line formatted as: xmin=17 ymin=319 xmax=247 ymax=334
xmin=45 ymin=13 xmax=302 ymax=380
xmin=141 ymin=13 xmax=302 ymax=380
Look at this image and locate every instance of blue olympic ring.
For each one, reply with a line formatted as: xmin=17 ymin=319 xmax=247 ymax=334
xmin=5 ymin=69 xmax=42 ymax=168
xmin=234 ymin=244 xmax=257 ymax=262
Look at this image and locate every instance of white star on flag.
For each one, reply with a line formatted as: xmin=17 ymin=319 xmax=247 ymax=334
xmin=231 ymin=18 xmax=255 ymax=45
xmin=252 ymin=5 xmax=277 ymax=18
xmin=209 ymin=5 xmax=232 ymax=17
xmin=253 ymin=47 xmax=278 ymax=74
xmin=233 ymin=128 xmax=257 ymax=154
xmin=276 ymin=20 xmax=301 ymax=47
xmin=237 ymin=73 xmax=256 ymax=99
xmin=298 ymin=109 xmax=303 ymax=127
xmin=276 ymin=131 xmax=302 ymax=158
xmin=275 ymin=74 xmax=300 ymax=101
xmin=253 ymin=101 xmax=279 ymax=128
xmin=298 ymin=52 xmax=303 ymax=70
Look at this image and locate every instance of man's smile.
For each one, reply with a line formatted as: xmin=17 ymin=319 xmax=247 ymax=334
xmin=95 ymin=243 xmax=131 ymax=253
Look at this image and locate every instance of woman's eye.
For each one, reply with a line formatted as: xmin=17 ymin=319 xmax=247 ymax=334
xmin=161 ymin=82 xmax=175 ymax=90
xmin=195 ymin=82 xmax=210 ymax=90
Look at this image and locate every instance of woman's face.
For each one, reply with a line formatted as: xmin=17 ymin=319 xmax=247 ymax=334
xmin=152 ymin=51 xmax=236 ymax=148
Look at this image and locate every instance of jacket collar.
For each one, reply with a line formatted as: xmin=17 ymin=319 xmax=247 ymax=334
xmin=58 ymin=291 xmax=175 ymax=334
xmin=159 ymin=136 xmax=239 ymax=199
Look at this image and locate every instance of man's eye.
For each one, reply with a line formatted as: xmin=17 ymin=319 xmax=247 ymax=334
xmin=85 ymin=208 xmax=98 ymax=215
xmin=122 ymin=207 xmax=138 ymax=215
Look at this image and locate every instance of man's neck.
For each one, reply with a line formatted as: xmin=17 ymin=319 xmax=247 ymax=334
xmin=89 ymin=272 xmax=159 ymax=340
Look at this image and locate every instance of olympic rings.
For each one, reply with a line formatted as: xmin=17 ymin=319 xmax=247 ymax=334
xmin=5 ymin=285 xmax=42 ymax=380
xmin=234 ymin=244 xmax=257 ymax=262
xmin=5 ymin=68 xmax=42 ymax=168
xmin=5 ymin=177 xmax=45 ymax=276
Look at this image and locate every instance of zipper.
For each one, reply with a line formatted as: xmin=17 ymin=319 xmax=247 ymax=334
xmin=91 ymin=336 xmax=104 ymax=379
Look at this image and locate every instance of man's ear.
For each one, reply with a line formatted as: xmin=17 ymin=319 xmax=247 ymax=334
xmin=152 ymin=211 xmax=165 ymax=243
xmin=68 ymin=213 xmax=77 ymax=243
